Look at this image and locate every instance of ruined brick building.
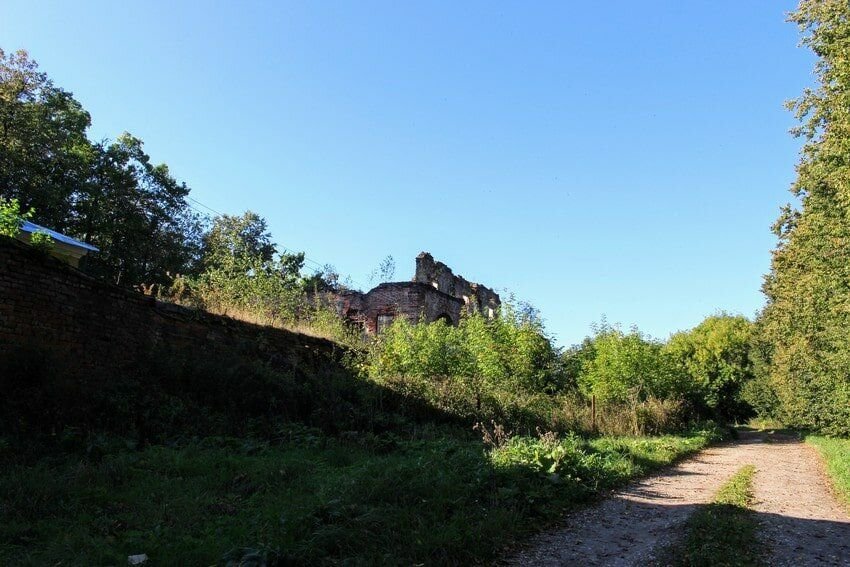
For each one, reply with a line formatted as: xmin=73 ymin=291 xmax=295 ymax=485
xmin=336 ymin=252 xmax=501 ymax=334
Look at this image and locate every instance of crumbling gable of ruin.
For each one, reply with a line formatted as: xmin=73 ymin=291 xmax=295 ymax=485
xmin=413 ymin=252 xmax=501 ymax=319
xmin=335 ymin=252 xmax=501 ymax=334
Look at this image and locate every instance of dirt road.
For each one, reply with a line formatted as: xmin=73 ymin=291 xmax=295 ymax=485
xmin=506 ymin=431 xmax=850 ymax=566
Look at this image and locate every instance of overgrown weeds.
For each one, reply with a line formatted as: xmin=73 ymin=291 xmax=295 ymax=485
xmin=0 ymin=427 xmax=722 ymax=566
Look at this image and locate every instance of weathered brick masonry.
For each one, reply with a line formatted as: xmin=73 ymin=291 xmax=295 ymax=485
xmin=0 ymin=237 xmax=339 ymax=372
xmin=334 ymin=252 xmax=501 ymax=334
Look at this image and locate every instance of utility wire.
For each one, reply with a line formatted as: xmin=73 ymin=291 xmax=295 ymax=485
xmin=186 ymin=195 xmax=365 ymax=289
xmin=187 ymin=196 xmax=224 ymax=217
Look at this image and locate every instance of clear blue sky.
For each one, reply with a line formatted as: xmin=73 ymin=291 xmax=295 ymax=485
xmin=1 ymin=1 xmax=813 ymax=346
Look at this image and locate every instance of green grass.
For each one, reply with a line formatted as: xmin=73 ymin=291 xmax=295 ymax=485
xmin=658 ymin=464 xmax=762 ymax=567
xmin=806 ymin=435 xmax=850 ymax=508
xmin=0 ymin=426 xmax=722 ymax=566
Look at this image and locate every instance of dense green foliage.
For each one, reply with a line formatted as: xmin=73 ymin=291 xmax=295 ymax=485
xmin=367 ymin=312 xmax=758 ymax=435
xmin=807 ymin=435 xmax=850 ymax=506
xmin=366 ymin=308 xmax=589 ymax=434
xmin=27 ymin=230 xmax=53 ymax=254
xmin=576 ymin=325 xmax=687 ymax=404
xmin=199 ymin=211 xmax=302 ymax=278
xmin=659 ymin=465 xmax=762 ymax=567
xmin=666 ymin=315 xmax=754 ymax=421
xmin=561 ymin=316 xmax=756 ymax=426
xmin=370 ymin=305 xmax=561 ymax=390
xmin=186 ymin=212 xmax=305 ymax=318
xmin=0 ymin=197 xmax=52 ymax=253
xmin=755 ymin=0 xmax=850 ymax=436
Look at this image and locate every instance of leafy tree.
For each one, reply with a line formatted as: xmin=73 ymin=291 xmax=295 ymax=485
xmin=756 ymin=0 xmax=850 ymax=435
xmin=577 ymin=325 xmax=689 ymax=405
xmin=665 ymin=314 xmax=754 ymax=421
xmin=0 ymin=49 xmax=91 ymax=230
xmin=561 ymin=337 xmax=596 ymax=391
xmin=302 ymin=264 xmax=344 ymax=293
xmin=189 ymin=211 xmax=309 ymax=321
xmin=0 ymin=48 xmax=202 ymax=287
xmin=494 ymin=299 xmax=563 ymax=393
xmin=201 ymin=212 xmax=279 ymax=275
xmin=77 ymin=134 xmax=203 ymax=285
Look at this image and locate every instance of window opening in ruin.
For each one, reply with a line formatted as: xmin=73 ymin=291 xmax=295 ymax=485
xmin=376 ymin=314 xmax=395 ymax=332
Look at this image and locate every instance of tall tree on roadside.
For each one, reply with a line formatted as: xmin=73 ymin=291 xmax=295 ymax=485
xmin=78 ymin=134 xmax=203 ymax=286
xmin=0 ymin=48 xmax=202 ymax=287
xmin=0 ymin=49 xmax=91 ymax=230
xmin=757 ymin=0 xmax=850 ymax=435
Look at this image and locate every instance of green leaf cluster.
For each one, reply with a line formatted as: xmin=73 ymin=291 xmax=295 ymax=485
xmin=576 ymin=325 xmax=687 ymax=405
xmin=565 ymin=315 xmax=757 ymax=422
xmin=28 ymin=230 xmax=53 ymax=254
xmin=0 ymin=197 xmax=30 ymax=237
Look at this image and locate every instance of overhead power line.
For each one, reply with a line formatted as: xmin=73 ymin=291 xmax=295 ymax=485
xmin=185 ymin=195 xmax=365 ymax=289
xmin=187 ymin=196 xmax=224 ymax=217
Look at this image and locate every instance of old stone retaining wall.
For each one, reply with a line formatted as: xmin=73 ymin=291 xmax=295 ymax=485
xmin=0 ymin=237 xmax=338 ymax=373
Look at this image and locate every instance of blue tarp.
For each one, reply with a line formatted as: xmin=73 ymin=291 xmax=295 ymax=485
xmin=20 ymin=221 xmax=99 ymax=253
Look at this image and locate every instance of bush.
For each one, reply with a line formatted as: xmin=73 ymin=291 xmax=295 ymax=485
xmin=369 ymin=306 xmax=563 ymax=393
xmin=0 ymin=197 xmax=30 ymax=237
xmin=366 ymin=309 xmax=568 ymax=434
xmin=577 ymin=325 xmax=691 ymax=405
xmin=665 ymin=314 xmax=755 ymax=421
xmin=28 ymin=230 xmax=53 ymax=253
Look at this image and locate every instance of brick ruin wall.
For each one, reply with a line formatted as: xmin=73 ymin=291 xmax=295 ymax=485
xmin=335 ymin=252 xmax=501 ymax=333
xmin=338 ymin=283 xmax=464 ymax=334
xmin=0 ymin=237 xmax=340 ymax=374
xmin=413 ymin=252 xmax=500 ymax=316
